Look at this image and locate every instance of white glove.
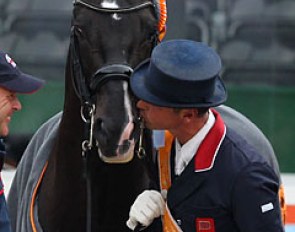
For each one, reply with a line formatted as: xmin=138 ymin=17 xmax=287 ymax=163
xmin=126 ymin=190 xmax=165 ymax=230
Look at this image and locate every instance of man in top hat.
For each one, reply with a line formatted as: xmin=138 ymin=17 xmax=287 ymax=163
xmin=0 ymin=51 xmax=44 ymax=231
xmin=126 ymin=40 xmax=284 ymax=231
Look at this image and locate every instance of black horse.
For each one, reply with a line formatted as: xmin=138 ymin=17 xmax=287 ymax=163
xmin=7 ymin=0 xmax=167 ymax=231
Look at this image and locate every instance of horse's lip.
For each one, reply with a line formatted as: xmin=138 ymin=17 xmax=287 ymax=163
xmin=97 ymin=141 xmax=135 ymax=164
xmin=94 ymin=138 xmax=137 ymax=164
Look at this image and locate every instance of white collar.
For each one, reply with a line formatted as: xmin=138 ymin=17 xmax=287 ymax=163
xmin=174 ymin=110 xmax=215 ymax=175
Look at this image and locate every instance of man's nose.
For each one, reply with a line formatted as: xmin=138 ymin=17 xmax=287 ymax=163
xmin=12 ymin=97 xmax=22 ymax=111
xmin=136 ymin=99 xmax=147 ymax=109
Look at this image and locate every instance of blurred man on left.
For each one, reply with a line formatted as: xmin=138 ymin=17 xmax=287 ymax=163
xmin=0 ymin=51 xmax=44 ymax=231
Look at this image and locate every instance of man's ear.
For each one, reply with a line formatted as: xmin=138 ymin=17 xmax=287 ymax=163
xmin=180 ymin=109 xmax=198 ymax=122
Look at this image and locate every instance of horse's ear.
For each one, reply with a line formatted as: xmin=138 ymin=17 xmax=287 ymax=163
xmin=155 ymin=0 xmax=167 ymax=41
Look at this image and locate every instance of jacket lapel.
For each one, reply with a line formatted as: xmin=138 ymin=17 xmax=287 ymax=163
xmin=165 ymin=109 xmax=226 ymax=209
xmin=167 ymin=160 xmax=206 ymax=209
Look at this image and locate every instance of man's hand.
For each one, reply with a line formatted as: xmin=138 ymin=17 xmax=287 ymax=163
xmin=126 ymin=190 xmax=165 ymax=230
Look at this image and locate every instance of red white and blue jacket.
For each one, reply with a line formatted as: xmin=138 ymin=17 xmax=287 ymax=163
xmin=148 ymin=110 xmax=284 ymax=232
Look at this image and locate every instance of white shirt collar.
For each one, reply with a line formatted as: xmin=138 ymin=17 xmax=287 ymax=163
xmin=174 ymin=110 xmax=215 ymax=175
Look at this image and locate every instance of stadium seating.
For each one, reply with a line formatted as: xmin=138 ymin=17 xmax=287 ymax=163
xmin=11 ymin=32 xmax=69 ymax=80
xmin=220 ymin=0 xmax=295 ymax=79
xmin=1 ymin=0 xmax=72 ymax=81
xmin=3 ymin=0 xmax=72 ymax=39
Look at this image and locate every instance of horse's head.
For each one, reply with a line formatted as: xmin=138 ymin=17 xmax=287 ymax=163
xmin=69 ymin=0 xmax=166 ymax=163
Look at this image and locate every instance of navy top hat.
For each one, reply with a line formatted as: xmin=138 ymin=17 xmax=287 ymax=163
xmin=0 ymin=51 xmax=45 ymax=94
xmin=130 ymin=40 xmax=227 ymax=108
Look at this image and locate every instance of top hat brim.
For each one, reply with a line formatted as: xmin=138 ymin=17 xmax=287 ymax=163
xmin=130 ymin=59 xmax=227 ymax=108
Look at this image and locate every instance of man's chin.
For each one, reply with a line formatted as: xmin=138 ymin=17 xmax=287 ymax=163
xmin=0 ymin=126 xmax=9 ymax=137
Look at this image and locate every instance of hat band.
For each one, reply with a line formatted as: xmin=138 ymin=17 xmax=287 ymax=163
xmin=145 ymin=62 xmax=216 ymax=105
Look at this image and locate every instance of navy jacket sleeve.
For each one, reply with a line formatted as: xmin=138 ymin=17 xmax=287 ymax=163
xmin=232 ymin=163 xmax=283 ymax=232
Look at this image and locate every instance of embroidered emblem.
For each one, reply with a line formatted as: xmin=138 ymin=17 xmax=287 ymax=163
xmin=5 ymin=54 xmax=17 ymax=68
xmin=196 ymin=218 xmax=215 ymax=232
